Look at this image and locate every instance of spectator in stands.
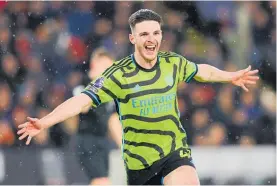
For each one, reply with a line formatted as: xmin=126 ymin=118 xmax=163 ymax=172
xmin=206 ymin=122 xmax=227 ymax=146
xmin=0 ymin=53 xmax=22 ymax=92
xmin=0 ymin=82 xmax=13 ymax=118
xmin=0 ymin=119 xmax=15 ymax=146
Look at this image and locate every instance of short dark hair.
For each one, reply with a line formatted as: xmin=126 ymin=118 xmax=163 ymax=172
xmin=128 ymin=9 xmax=163 ymax=31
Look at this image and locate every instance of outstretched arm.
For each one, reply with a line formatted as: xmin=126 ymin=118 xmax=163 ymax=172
xmin=17 ymin=93 xmax=92 ymax=144
xmin=194 ymin=64 xmax=259 ymax=91
xmin=39 ymin=93 xmax=92 ymax=129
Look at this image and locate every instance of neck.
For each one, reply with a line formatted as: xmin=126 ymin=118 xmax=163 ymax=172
xmin=134 ymin=51 xmax=157 ymax=69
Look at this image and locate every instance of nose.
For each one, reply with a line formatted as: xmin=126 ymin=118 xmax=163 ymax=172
xmin=146 ymin=34 xmax=155 ymax=42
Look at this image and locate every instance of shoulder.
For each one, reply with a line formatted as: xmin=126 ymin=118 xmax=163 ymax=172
xmin=158 ymin=51 xmax=186 ymax=64
xmin=103 ymin=55 xmax=133 ymax=78
xmin=113 ymin=55 xmax=133 ymax=66
xmin=158 ymin=51 xmax=185 ymax=59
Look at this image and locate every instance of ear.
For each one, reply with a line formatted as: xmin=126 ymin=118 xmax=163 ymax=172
xmin=129 ymin=33 xmax=135 ymax=45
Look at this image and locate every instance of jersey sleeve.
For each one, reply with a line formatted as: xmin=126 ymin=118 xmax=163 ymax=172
xmin=178 ymin=55 xmax=198 ymax=83
xmin=81 ymin=75 xmax=118 ymax=108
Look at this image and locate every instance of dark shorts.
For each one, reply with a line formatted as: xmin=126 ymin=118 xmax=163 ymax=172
xmin=76 ymin=135 xmax=117 ymax=180
xmin=126 ymin=147 xmax=195 ymax=185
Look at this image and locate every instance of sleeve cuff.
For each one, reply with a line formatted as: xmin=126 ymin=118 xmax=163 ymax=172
xmin=82 ymin=90 xmax=101 ymax=107
xmin=185 ymin=64 xmax=198 ymax=83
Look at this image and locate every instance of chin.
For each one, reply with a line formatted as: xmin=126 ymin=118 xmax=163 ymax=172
xmin=144 ymin=53 xmax=158 ymax=62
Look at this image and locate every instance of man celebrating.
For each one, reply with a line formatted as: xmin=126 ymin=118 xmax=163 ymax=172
xmin=18 ymin=9 xmax=259 ymax=185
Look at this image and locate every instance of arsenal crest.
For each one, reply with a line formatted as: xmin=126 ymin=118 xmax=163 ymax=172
xmin=88 ymin=77 xmax=104 ymax=93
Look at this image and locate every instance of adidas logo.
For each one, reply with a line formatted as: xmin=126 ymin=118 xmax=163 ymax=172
xmin=133 ymin=84 xmax=141 ymax=92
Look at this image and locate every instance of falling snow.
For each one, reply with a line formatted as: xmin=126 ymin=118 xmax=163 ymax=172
xmin=0 ymin=1 xmax=274 ymax=185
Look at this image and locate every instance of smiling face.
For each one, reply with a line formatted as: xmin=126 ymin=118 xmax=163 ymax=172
xmin=128 ymin=9 xmax=163 ymax=64
xmin=129 ymin=20 xmax=162 ymax=63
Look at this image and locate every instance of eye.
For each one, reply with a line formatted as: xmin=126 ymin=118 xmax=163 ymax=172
xmin=154 ymin=32 xmax=160 ymax=35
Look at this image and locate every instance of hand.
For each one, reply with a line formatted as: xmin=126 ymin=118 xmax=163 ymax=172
xmin=17 ymin=117 xmax=43 ymax=145
xmin=231 ymin=65 xmax=259 ymax=92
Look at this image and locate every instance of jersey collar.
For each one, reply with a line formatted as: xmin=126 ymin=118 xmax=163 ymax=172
xmin=131 ymin=54 xmax=160 ymax=72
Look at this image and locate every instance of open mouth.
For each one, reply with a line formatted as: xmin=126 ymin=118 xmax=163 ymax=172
xmin=145 ymin=45 xmax=156 ymax=52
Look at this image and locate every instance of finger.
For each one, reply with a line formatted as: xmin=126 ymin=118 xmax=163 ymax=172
xmin=19 ymin=132 xmax=29 ymax=140
xmin=244 ymin=65 xmax=251 ymax=73
xmin=18 ymin=122 xmax=28 ymax=129
xmin=243 ymin=80 xmax=256 ymax=85
xmin=241 ymin=84 xmax=249 ymax=92
xmin=246 ymin=76 xmax=259 ymax=80
xmin=26 ymin=136 xmax=32 ymax=145
xmin=17 ymin=128 xmax=26 ymax=135
xmin=246 ymin=69 xmax=259 ymax=76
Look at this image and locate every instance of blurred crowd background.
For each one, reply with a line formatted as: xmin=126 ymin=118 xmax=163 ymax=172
xmin=0 ymin=1 xmax=275 ymax=185
xmin=0 ymin=1 xmax=275 ymax=148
